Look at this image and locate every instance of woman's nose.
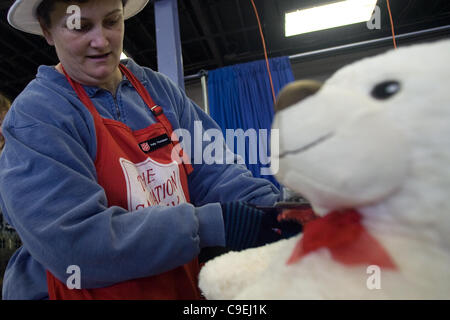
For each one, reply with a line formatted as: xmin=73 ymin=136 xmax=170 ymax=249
xmin=90 ymin=27 xmax=109 ymax=49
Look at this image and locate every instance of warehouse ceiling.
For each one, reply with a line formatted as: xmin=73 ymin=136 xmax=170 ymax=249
xmin=0 ymin=0 xmax=450 ymax=100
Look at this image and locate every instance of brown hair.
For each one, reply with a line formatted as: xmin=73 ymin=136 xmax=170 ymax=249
xmin=36 ymin=0 xmax=129 ymax=29
xmin=0 ymin=93 xmax=11 ymax=115
xmin=0 ymin=93 xmax=11 ymax=151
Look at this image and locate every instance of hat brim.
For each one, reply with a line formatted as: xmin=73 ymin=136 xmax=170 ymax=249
xmin=8 ymin=0 xmax=150 ymax=36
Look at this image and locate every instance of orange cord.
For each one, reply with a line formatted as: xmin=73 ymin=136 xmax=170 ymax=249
xmin=250 ymin=0 xmax=277 ymax=105
xmin=386 ymin=0 xmax=397 ymax=49
xmin=249 ymin=0 xmax=398 ymax=103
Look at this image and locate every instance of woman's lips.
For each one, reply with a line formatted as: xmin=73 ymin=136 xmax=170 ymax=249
xmin=87 ymin=52 xmax=111 ymax=61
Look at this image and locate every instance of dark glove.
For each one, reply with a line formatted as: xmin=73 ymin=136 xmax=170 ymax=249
xmin=221 ymin=201 xmax=285 ymax=251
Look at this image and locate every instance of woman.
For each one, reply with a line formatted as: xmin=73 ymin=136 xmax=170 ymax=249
xmin=0 ymin=0 xmax=294 ymax=300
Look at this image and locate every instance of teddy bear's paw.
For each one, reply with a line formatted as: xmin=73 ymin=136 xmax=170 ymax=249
xmin=199 ymin=237 xmax=296 ymax=299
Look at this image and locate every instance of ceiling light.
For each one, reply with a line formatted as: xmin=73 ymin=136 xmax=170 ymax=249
xmin=120 ymin=52 xmax=129 ymax=60
xmin=285 ymin=0 xmax=378 ymax=37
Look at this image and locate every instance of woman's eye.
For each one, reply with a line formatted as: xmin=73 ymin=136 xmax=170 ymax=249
xmin=74 ymin=24 xmax=91 ymax=32
xmin=371 ymin=80 xmax=401 ymax=100
xmin=105 ymin=19 xmax=119 ymax=27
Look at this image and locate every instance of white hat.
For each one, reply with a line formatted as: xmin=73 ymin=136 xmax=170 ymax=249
xmin=8 ymin=0 xmax=150 ymax=36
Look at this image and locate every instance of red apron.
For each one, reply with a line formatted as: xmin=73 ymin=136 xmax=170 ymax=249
xmin=46 ymin=64 xmax=201 ymax=300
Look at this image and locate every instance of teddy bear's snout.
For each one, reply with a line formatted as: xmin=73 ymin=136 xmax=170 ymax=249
xmin=275 ymin=80 xmax=322 ymax=113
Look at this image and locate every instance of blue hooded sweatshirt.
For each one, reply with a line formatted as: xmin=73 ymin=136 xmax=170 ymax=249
xmin=0 ymin=59 xmax=280 ymax=299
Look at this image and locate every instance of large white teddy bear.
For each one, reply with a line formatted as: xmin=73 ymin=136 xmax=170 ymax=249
xmin=199 ymin=39 xmax=450 ymax=299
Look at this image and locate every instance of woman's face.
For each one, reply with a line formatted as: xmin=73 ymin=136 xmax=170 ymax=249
xmin=41 ymin=0 xmax=125 ymax=87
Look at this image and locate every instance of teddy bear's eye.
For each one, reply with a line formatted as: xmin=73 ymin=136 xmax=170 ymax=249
xmin=371 ymin=81 xmax=401 ymax=100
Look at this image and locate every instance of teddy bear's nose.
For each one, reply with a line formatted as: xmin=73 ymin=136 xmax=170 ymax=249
xmin=275 ymin=80 xmax=322 ymax=112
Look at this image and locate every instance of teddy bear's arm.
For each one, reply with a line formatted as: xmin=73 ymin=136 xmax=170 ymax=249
xmin=198 ymin=238 xmax=294 ymax=299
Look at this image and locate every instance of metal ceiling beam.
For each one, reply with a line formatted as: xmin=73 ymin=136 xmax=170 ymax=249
xmin=175 ymin=25 xmax=261 ymax=45
xmin=129 ymin=17 xmax=158 ymax=67
xmin=133 ymin=16 xmax=156 ymax=48
xmin=235 ymin=0 xmax=251 ymax=53
xmin=123 ymin=34 xmax=142 ymax=56
xmin=183 ymin=24 xmax=450 ymax=81
xmin=178 ymin=0 xmax=210 ymax=65
xmin=288 ymin=25 xmax=450 ymax=60
xmin=0 ymin=38 xmax=34 ymax=75
xmin=0 ymin=19 xmax=57 ymax=63
xmin=260 ymin=0 xmax=283 ymax=52
xmin=190 ymin=0 xmax=224 ymax=67
xmin=209 ymin=2 xmax=230 ymax=52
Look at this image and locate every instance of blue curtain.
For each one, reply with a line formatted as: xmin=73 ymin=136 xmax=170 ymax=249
xmin=207 ymin=56 xmax=295 ymax=189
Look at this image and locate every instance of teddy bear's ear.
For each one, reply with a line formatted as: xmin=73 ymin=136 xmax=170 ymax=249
xmin=275 ymin=80 xmax=322 ymax=112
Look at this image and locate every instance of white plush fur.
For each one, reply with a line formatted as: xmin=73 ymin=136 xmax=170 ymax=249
xmin=199 ymin=39 xmax=450 ymax=299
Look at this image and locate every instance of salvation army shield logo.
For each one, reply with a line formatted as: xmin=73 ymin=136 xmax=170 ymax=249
xmin=140 ymin=142 xmax=151 ymax=152
xmin=120 ymin=157 xmax=187 ymax=211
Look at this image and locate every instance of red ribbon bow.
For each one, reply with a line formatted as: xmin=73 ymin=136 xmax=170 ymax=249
xmin=286 ymin=209 xmax=397 ymax=269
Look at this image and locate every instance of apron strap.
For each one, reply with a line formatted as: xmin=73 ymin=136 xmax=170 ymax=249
xmin=61 ymin=65 xmax=101 ymax=120
xmin=62 ymin=64 xmax=193 ymax=174
xmin=119 ymin=64 xmax=193 ymax=174
xmin=118 ymin=65 xmax=172 ymax=132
